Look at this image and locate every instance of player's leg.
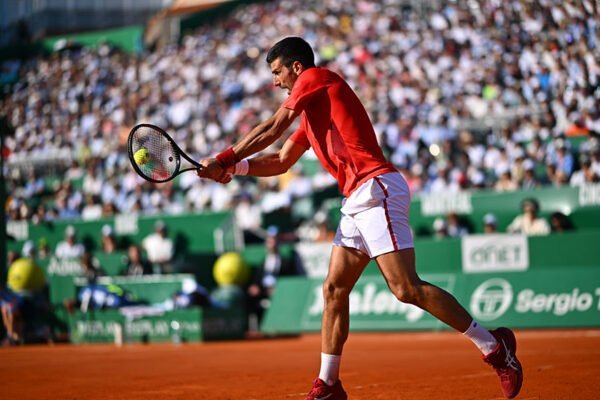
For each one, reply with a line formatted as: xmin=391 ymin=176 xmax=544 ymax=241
xmin=375 ymin=248 xmax=473 ymax=332
xmin=321 ymin=244 xmax=370 ymax=356
xmin=355 ymin=173 xmax=522 ymax=398
xmin=306 ymin=244 xmax=370 ymax=400
xmin=1 ymin=302 xmax=23 ymax=344
xmin=375 ymin=249 xmax=523 ymax=398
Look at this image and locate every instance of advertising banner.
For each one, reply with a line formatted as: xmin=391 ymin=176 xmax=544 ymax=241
xmin=461 ymin=234 xmax=529 ymax=274
xmin=263 ymin=267 xmax=600 ymax=333
xmin=464 ymin=268 xmax=600 ymax=328
xmin=264 ymin=274 xmax=456 ymax=333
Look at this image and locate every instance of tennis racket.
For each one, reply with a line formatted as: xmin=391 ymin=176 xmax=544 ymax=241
xmin=128 ymin=123 xmax=202 ymax=183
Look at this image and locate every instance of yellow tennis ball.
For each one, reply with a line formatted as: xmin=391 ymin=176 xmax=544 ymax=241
xmin=8 ymin=258 xmax=46 ymax=292
xmin=213 ymin=252 xmax=250 ymax=286
xmin=134 ymin=148 xmax=150 ymax=165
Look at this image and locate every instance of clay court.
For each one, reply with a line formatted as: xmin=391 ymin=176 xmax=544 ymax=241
xmin=1 ymin=329 xmax=599 ymax=399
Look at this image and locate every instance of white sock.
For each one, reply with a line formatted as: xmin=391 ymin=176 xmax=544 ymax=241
xmin=462 ymin=320 xmax=498 ymax=356
xmin=318 ymin=353 xmax=341 ymax=386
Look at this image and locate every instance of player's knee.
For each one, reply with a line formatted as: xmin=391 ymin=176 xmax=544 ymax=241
xmin=391 ymin=284 xmax=423 ymax=306
xmin=322 ymin=280 xmax=351 ymax=303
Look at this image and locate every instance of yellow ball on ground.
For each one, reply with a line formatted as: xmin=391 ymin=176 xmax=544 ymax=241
xmin=134 ymin=148 xmax=151 ymax=165
xmin=213 ymin=252 xmax=250 ymax=286
xmin=7 ymin=258 xmax=46 ymax=292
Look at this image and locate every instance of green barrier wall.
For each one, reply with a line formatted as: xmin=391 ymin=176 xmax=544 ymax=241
xmin=42 ymin=25 xmax=144 ymax=54
xmin=0 ymin=25 xmax=144 ymax=61
xmin=7 ymin=211 xmax=232 ymax=255
xmin=262 ymin=267 xmax=600 ymax=333
xmin=262 ymin=230 xmax=600 ymax=333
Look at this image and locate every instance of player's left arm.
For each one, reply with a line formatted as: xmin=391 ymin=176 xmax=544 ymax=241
xmin=198 ymin=107 xmax=298 ymax=181
xmin=245 ymin=137 xmax=308 ymax=177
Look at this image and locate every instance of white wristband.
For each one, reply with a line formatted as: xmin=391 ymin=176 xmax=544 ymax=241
xmin=233 ymin=159 xmax=249 ymax=176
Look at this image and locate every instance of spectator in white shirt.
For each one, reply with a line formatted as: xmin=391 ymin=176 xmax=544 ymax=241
xmin=506 ymin=198 xmax=550 ymax=236
xmin=55 ymin=225 xmax=86 ymax=259
xmin=141 ymin=220 xmax=174 ymax=274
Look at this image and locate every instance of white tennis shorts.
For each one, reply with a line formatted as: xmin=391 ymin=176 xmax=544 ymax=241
xmin=333 ymin=172 xmax=414 ymax=258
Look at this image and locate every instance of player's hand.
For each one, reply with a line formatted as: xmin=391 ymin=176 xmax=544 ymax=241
xmin=216 ymin=172 xmax=233 ymax=184
xmin=197 ymin=158 xmax=233 ymax=184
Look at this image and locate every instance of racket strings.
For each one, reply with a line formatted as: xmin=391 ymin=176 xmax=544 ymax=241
xmin=131 ymin=126 xmax=179 ymax=181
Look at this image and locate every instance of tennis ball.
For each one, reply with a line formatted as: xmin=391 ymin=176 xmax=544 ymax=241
xmin=134 ymin=148 xmax=151 ymax=165
xmin=213 ymin=252 xmax=250 ymax=286
xmin=8 ymin=258 xmax=46 ymax=292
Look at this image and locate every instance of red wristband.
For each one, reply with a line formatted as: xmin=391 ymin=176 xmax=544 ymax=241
xmin=215 ymin=147 xmax=239 ymax=168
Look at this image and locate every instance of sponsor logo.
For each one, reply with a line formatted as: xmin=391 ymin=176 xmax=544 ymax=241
xmin=579 ymin=183 xmax=600 ymax=206
xmin=115 ymin=214 xmax=138 ymax=235
xmin=501 ymin=339 xmax=520 ymax=371
xmin=470 ymin=279 xmax=514 ymax=321
xmin=462 ymin=234 xmax=529 ymax=273
xmin=307 ymin=282 xmax=425 ymax=322
xmin=516 ymin=288 xmax=596 ymax=316
xmin=421 ymin=192 xmax=473 ymax=216
xmin=76 ymin=320 xmax=201 ymax=339
xmin=6 ymin=220 xmax=28 ymax=240
xmin=471 ymin=279 xmax=600 ymax=321
xmin=47 ymin=257 xmax=83 ymax=276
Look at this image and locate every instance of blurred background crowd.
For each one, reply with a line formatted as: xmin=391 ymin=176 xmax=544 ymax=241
xmin=2 ymin=0 xmax=599 ymax=235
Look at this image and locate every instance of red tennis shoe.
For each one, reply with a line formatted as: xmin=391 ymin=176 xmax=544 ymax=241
xmin=305 ymin=378 xmax=347 ymax=400
xmin=483 ymin=327 xmax=523 ymax=399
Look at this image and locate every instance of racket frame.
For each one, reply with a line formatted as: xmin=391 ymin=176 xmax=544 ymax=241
xmin=127 ymin=123 xmax=202 ymax=183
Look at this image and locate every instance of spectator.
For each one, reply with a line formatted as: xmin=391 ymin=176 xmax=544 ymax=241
xmin=432 ymin=218 xmax=448 ymax=239
xmin=21 ymin=241 xmax=36 ymax=260
xmin=81 ymin=194 xmax=103 ymax=221
xmin=1 ymin=257 xmax=51 ymax=345
xmin=550 ymin=212 xmax=574 ymax=233
xmin=446 ymin=212 xmax=469 ymax=237
xmin=494 ymin=166 xmax=518 ymax=192
xmin=550 ymin=139 xmax=575 ymax=178
xmin=483 ymin=213 xmax=498 ymax=234
xmin=570 ymin=155 xmax=598 ymax=186
xmin=506 ymin=198 xmax=551 ymax=236
xmin=234 ymin=192 xmax=263 ymax=244
xmin=521 ymin=159 xmax=540 ymax=189
xmin=122 ymin=244 xmax=153 ymax=276
xmin=100 ymin=224 xmax=119 ymax=254
xmin=314 ymin=212 xmax=336 ymax=243
xmin=79 ymin=251 xmax=105 ymax=283
xmin=246 ymin=227 xmax=300 ymax=330
xmin=141 ymin=220 xmax=174 ymax=274
xmin=37 ymin=238 xmax=52 ymax=260
xmin=55 ymin=225 xmax=85 ymax=260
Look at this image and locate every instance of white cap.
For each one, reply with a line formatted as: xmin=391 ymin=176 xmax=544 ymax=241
xmin=433 ymin=218 xmax=447 ymax=231
xmin=65 ymin=225 xmax=76 ymax=237
xmin=22 ymin=240 xmax=35 ymax=257
xmin=523 ymin=159 xmax=535 ymax=171
xmin=483 ymin=213 xmax=497 ymax=225
xmin=102 ymin=224 xmax=113 ymax=236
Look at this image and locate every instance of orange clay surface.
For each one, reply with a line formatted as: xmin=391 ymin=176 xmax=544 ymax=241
xmin=1 ymin=329 xmax=599 ymax=400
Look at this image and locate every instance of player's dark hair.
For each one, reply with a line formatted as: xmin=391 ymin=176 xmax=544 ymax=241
xmin=266 ymin=37 xmax=315 ymax=68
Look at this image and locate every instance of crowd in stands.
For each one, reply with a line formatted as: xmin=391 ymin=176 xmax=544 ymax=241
xmin=2 ymin=0 xmax=599 ymax=242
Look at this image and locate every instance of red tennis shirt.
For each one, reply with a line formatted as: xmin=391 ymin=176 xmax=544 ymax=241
xmin=282 ymin=67 xmax=396 ymax=197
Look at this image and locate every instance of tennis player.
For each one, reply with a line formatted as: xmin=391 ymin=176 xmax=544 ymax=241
xmin=197 ymin=37 xmax=523 ymax=400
